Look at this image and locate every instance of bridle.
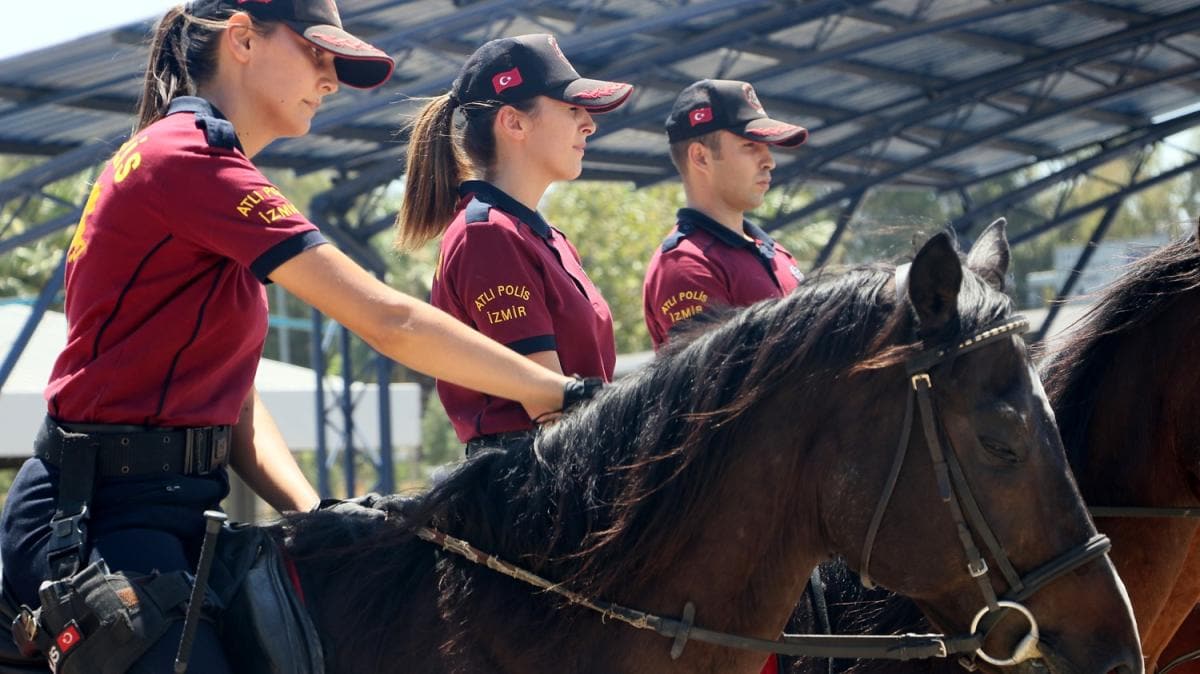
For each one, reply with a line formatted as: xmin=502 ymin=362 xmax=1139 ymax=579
xmin=858 ymin=314 xmax=1112 ymax=667
xmin=415 ymin=314 xmax=1114 ymax=666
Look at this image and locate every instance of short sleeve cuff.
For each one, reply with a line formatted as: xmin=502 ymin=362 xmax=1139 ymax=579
xmin=251 ymin=230 xmax=328 ymax=283
xmin=506 ymin=335 xmax=556 ymax=355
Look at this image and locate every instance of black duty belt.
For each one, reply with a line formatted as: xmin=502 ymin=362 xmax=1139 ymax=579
xmin=34 ymin=416 xmax=232 ymax=477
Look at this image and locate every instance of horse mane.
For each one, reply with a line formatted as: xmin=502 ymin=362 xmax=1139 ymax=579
xmin=1040 ymin=232 xmax=1200 ymax=463
xmin=279 ymin=248 xmax=1014 ymax=664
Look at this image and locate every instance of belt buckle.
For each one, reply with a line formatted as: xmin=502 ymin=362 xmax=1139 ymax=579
xmin=46 ymin=508 xmax=88 ymax=578
xmin=13 ymin=607 xmax=40 ymax=658
xmin=211 ymin=426 xmax=230 ymax=469
xmin=185 ymin=428 xmax=211 ymax=474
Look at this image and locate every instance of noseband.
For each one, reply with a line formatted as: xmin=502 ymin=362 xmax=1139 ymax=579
xmin=858 ymin=314 xmax=1112 ymax=666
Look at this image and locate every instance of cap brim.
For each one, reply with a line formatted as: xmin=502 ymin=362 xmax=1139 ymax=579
xmin=296 ymin=24 xmax=395 ymax=90
xmin=737 ymin=117 xmax=809 ymax=147
xmin=556 ymin=78 xmax=634 ymax=113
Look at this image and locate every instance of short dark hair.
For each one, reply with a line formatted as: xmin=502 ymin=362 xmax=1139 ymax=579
xmin=668 ymin=131 xmax=723 ymax=175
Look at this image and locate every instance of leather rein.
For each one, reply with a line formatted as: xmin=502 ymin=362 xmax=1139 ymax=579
xmin=415 ymin=314 xmax=1114 ymax=665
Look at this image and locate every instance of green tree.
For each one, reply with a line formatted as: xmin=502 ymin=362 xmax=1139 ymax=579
xmin=0 ymin=157 xmax=93 ymax=300
xmin=542 ymin=181 xmax=685 ymax=353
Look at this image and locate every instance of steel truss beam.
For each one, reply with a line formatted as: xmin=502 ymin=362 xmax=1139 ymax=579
xmin=947 ymin=108 xmax=1200 ymax=237
xmin=763 ymin=58 xmax=1200 ymax=232
xmin=787 ymin=5 xmax=1200 ymax=181
xmin=1009 ymin=156 xmax=1200 ymax=247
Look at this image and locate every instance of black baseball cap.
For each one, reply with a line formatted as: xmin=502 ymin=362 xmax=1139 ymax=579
xmin=666 ymin=79 xmax=808 ymax=147
xmin=451 ymin=34 xmax=633 ymax=113
xmin=189 ymin=0 xmax=395 ymax=89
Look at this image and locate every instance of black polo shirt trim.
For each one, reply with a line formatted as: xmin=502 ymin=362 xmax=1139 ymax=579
xmin=506 ymin=335 xmax=557 ymax=355
xmin=676 ymin=208 xmax=777 ymax=261
xmin=251 ymin=230 xmax=328 ymax=283
xmin=459 ymin=180 xmax=553 ymax=240
xmin=166 ymin=96 xmax=245 ymax=153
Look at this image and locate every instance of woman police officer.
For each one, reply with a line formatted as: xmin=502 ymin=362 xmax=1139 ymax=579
xmin=398 ymin=34 xmax=630 ymax=455
xmin=0 ymin=2 xmax=590 ymax=672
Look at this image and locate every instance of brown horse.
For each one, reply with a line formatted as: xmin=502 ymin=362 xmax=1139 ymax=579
xmin=1041 ymin=219 xmax=1200 ymax=672
xmin=787 ymin=220 xmax=1200 ymax=674
xmin=275 ymin=226 xmax=1139 ymax=673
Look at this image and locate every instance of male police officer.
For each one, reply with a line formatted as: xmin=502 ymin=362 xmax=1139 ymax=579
xmin=643 ymin=79 xmax=809 ymax=350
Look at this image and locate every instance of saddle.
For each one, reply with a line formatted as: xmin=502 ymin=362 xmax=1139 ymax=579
xmin=0 ymin=524 xmax=323 ymax=674
xmin=219 ymin=524 xmax=325 ymax=674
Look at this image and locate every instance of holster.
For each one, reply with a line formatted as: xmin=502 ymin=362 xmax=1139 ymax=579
xmin=15 ymin=560 xmax=212 ymax=674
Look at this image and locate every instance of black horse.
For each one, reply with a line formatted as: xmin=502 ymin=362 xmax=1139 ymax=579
xmin=270 ymin=225 xmax=1138 ymax=673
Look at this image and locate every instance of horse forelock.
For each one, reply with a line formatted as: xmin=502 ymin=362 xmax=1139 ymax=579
xmin=1040 ymin=233 xmax=1200 ymax=466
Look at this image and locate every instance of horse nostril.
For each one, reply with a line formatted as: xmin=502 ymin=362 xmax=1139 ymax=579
xmin=1108 ymin=663 xmax=1135 ymax=674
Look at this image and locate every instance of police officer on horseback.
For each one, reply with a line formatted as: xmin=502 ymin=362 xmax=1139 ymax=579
xmin=0 ymin=2 xmax=587 ymax=671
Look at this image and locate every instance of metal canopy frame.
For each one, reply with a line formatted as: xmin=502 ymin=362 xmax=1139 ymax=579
xmin=2 ymin=0 xmax=1199 ymax=495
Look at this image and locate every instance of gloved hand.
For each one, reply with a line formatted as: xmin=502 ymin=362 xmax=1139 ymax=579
xmin=562 ymin=375 xmax=605 ymax=412
xmin=311 ymin=492 xmax=387 ymax=520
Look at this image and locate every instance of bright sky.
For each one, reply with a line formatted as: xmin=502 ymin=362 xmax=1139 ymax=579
xmin=0 ymin=1 xmax=180 ymax=60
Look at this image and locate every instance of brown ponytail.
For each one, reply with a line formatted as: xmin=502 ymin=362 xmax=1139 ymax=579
xmin=396 ymin=94 xmax=469 ymax=251
xmin=396 ymin=96 xmax=540 ymax=250
xmin=135 ymin=6 xmax=273 ymax=132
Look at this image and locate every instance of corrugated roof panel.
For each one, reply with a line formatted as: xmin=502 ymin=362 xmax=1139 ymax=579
xmin=871 ymin=0 xmax=988 ymax=22
xmin=934 ymin=145 xmax=1028 ymax=174
xmin=975 ymin=5 xmax=1124 ymax=50
xmin=1014 ymin=70 xmax=1109 ymax=102
xmin=1110 ymin=0 xmax=1200 ymax=12
xmin=855 ymin=35 xmax=1021 ymax=80
xmin=767 ymin=15 xmax=894 ymax=51
xmin=1017 ymin=117 xmax=1111 ymax=150
xmin=1103 ymin=83 xmax=1200 ymax=118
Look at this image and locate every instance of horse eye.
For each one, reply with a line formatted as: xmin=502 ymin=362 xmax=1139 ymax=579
xmin=980 ymin=438 xmax=1021 ymax=463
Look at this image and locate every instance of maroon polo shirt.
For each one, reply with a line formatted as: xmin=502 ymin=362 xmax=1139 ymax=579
xmin=46 ymin=97 xmax=326 ymax=427
xmin=432 ymin=181 xmax=616 ymax=442
xmin=643 ymin=208 xmax=803 ymax=349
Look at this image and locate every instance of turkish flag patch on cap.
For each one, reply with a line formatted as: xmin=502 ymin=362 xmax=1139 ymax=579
xmin=492 ymin=68 xmax=524 ymax=94
xmin=689 ymin=107 xmax=713 ymax=126
xmin=56 ymin=622 xmax=82 ymax=655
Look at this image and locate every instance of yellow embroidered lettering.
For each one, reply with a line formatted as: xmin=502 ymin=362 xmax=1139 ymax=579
xmin=497 ymin=284 xmax=531 ymax=301
xmin=474 ymin=288 xmax=497 ymax=312
xmin=486 ymin=305 xmax=528 ymax=324
xmin=111 ymin=135 xmax=148 ymax=184
xmin=68 ymin=182 xmax=103 ymax=263
xmin=669 ymin=305 xmax=704 ymax=323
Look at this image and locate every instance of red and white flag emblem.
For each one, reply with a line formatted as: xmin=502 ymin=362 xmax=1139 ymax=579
xmin=56 ymin=624 xmax=82 ymax=655
xmin=492 ymin=68 xmax=523 ymax=94
xmin=690 ymin=107 xmax=713 ymax=126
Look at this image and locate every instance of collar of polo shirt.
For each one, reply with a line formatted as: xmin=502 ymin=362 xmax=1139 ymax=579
xmin=460 ymin=181 xmax=554 ymax=240
xmin=677 ymin=208 xmax=777 ymax=259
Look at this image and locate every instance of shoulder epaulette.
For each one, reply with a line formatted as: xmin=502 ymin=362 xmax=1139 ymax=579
xmin=195 ymin=115 xmax=239 ymax=150
xmin=661 ymin=222 xmax=695 ymax=252
xmin=463 ymin=198 xmax=491 ymax=225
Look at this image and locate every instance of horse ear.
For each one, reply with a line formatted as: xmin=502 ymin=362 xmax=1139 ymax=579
xmin=908 ymin=231 xmax=962 ymax=333
xmin=965 ymin=218 xmax=1010 ymax=292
